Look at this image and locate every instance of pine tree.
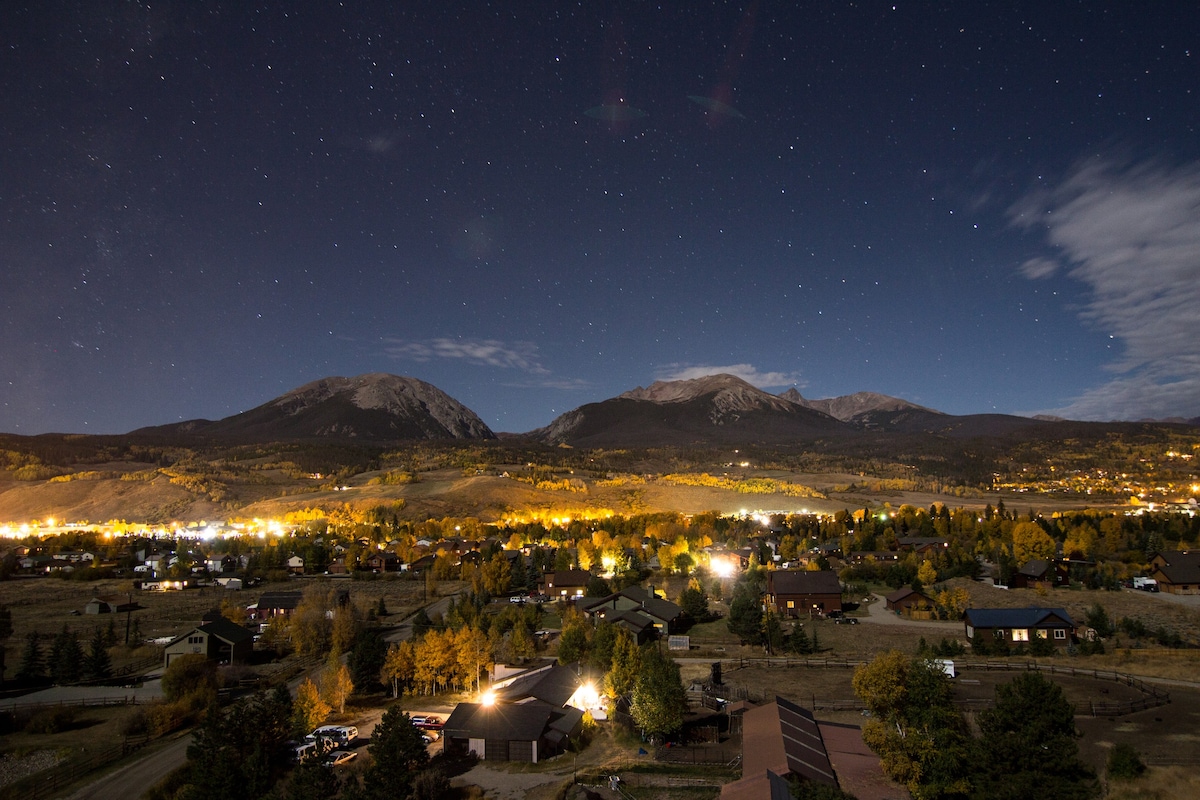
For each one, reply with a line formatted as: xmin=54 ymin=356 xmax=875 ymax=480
xmin=84 ymin=626 xmax=113 ymax=681
xmin=788 ymin=626 xmax=812 ymax=655
xmin=16 ymin=632 xmax=44 ymax=682
xmin=362 ymin=706 xmax=430 ymax=799
xmin=50 ymin=626 xmax=83 ymax=684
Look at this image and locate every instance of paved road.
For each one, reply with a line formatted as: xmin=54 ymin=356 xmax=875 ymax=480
xmin=383 ymin=592 xmax=459 ymax=643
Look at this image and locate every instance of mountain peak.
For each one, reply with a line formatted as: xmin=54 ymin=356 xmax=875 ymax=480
xmin=535 ymin=373 xmax=844 ymax=446
xmin=780 ymin=389 xmax=940 ymax=422
xmin=136 ymin=373 xmax=494 ymax=442
xmin=620 ymin=373 xmax=763 ymax=404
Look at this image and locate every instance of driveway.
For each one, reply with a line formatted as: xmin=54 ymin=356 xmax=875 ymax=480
xmin=862 ymin=593 xmax=963 ymax=632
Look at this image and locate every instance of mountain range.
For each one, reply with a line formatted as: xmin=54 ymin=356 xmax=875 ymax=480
xmin=118 ymin=371 xmax=1185 ymax=447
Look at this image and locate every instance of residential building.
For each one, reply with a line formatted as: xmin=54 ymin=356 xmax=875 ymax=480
xmin=764 ymin=570 xmax=842 ymax=618
xmin=963 ymin=607 xmax=1076 ymax=646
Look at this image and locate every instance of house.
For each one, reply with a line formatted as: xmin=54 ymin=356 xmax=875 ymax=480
xmin=363 ymin=551 xmax=400 ymax=572
xmin=205 ymin=554 xmax=237 ymax=574
xmin=442 ymin=690 xmax=585 ymax=764
xmin=162 ymin=617 xmax=255 ymax=667
xmin=722 ymin=696 xmax=837 ymax=799
xmin=1012 ymin=559 xmax=1070 ymax=589
xmin=287 ymin=555 xmax=305 ymax=575
xmin=541 ymin=569 xmax=592 ymax=601
xmin=18 ymin=555 xmax=57 ymax=573
xmin=765 ymin=570 xmax=842 ymax=618
xmin=249 ymin=590 xmax=303 ymax=621
xmin=53 ymin=551 xmax=95 ymax=564
xmin=406 ymin=554 xmax=438 ymax=573
xmin=577 ymin=586 xmax=682 ymax=639
xmin=896 ymin=537 xmax=950 ymax=557
xmin=1148 ymin=551 xmax=1200 ymax=595
xmin=492 ymin=662 xmax=602 ymax=712
xmin=884 ymin=587 xmax=935 ymax=619
xmin=963 ymin=607 xmax=1076 ymax=646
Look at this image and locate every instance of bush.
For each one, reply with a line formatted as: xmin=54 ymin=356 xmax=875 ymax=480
xmin=161 ymin=654 xmax=219 ymax=704
xmin=120 ymin=698 xmax=200 ymax=737
xmin=1107 ymin=743 xmax=1146 ymax=780
xmin=24 ymin=706 xmax=78 ymax=734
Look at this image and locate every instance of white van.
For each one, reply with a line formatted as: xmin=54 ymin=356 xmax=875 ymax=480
xmin=307 ymin=725 xmax=359 ymax=744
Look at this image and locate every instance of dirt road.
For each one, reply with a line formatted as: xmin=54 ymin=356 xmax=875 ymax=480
xmin=66 ymin=732 xmax=192 ymax=800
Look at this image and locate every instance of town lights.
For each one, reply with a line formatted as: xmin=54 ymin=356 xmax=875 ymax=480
xmin=481 ymin=690 xmax=497 ymax=707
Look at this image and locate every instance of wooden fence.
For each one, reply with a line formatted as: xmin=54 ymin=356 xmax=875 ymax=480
xmin=710 ymin=657 xmax=1169 ymax=718
xmin=1 ymin=694 xmax=139 ymax=715
xmin=654 ymin=745 xmax=741 ymax=765
xmin=0 ymin=734 xmax=150 ymax=800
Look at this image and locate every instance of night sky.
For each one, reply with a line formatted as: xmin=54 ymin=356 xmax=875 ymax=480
xmin=4 ymin=2 xmax=1199 ymax=435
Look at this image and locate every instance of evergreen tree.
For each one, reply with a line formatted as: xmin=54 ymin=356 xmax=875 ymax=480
xmin=727 ymin=581 xmax=764 ymax=645
xmin=361 ymin=706 xmax=429 ymax=799
xmin=587 ymin=621 xmax=618 ymax=672
xmin=971 ymin=672 xmax=1098 ymax=799
xmin=16 ymin=632 xmax=44 ymax=682
xmin=788 ymin=625 xmax=812 ymax=655
xmin=0 ymin=605 xmax=11 ymax=683
xmin=83 ymin=626 xmax=112 ymax=681
xmin=349 ymin=629 xmax=388 ymax=694
xmin=186 ymin=691 xmax=293 ymax=800
xmin=50 ymin=626 xmax=83 ymax=684
xmin=285 ymin=754 xmax=339 ymax=800
xmin=678 ymin=584 xmax=709 ymax=620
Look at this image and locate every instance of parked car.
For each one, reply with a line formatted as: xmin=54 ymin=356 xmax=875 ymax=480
xmin=291 ymin=741 xmax=319 ymax=762
xmin=307 ymin=725 xmax=358 ymax=745
xmin=325 ymin=750 xmax=358 ymax=767
xmin=411 ymin=715 xmax=443 ymax=730
xmin=834 ymin=616 xmax=859 ymax=625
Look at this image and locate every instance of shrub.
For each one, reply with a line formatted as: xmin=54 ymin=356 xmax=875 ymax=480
xmin=1107 ymin=743 xmax=1146 ymax=780
xmin=24 ymin=706 xmax=78 ymax=734
xmin=161 ymin=654 xmax=218 ymax=703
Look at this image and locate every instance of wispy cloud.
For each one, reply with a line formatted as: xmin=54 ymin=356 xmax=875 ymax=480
xmin=1011 ymin=158 xmax=1200 ymax=419
xmin=657 ymin=363 xmax=803 ymax=388
xmin=384 ymin=337 xmax=549 ymax=375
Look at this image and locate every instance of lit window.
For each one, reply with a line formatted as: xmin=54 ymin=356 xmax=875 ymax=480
xmin=787 ymin=600 xmax=795 ymax=609
xmin=1012 ymin=629 xmax=1029 ymax=642
xmin=1035 ymin=629 xmax=1048 ymax=639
